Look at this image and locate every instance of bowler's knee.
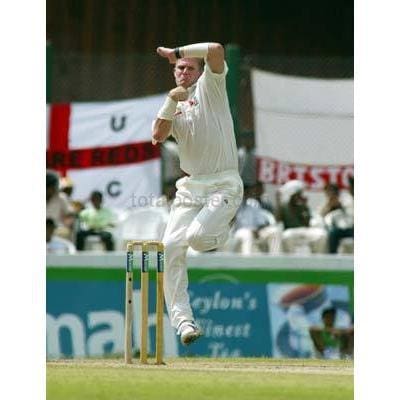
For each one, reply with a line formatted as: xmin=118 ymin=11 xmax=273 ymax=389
xmin=187 ymin=234 xmax=212 ymax=252
xmin=163 ymin=235 xmax=183 ymax=256
xmin=186 ymin=224 xmax=218 ymax=252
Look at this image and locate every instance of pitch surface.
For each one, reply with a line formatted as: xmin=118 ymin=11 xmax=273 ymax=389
xmin=47 ymin=357 xmax=353 ymax=400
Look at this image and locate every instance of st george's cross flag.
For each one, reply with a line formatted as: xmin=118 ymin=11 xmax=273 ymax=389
xmin=47 ymin=94 xmax=167 ymax=209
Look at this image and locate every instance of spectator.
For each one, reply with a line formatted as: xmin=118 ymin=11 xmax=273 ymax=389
xmin=60 ymin=176 xmax=85 ymax=214
xmin=344 ymin=176 xmax=354 ymax=218
xmin=76 ymin=191 xmax=116 ymax=251
xmin=323 ymin=178 xmax=354 ymax=254
xmin=319 ymin=183 xmax=343 ymax=217
xmin=46 ymin=170 xmax=75 ymax=240
xmin=225 ymin=185 xmax=282 ymax=254
xmin=309 ymin=307 xmax=354 ymax=359
xmin=276 ymin=180 xmax=327 ymax=254
xmin=60 ymin=176 xmax=74 ymax=198
xmin=46 ymin=218 xmax=76 ymax=254
xmin=246 ymin=181 xmax=274 ymax=213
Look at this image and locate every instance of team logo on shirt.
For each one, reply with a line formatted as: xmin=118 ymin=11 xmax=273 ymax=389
xmin=174 ymin=95 xmax=199 ymax=118
xmin=188 ymin=96 xmax=199 ymax=107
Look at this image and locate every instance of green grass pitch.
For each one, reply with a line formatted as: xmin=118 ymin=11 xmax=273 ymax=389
xmin=47 ymin=357 xmax=353 ymax=400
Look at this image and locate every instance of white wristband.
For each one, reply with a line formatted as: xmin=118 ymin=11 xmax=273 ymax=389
xmin=157 ymin=96 xmax=177 ymax=120
xmin=180 ymin=43 xmax=209 ymax=59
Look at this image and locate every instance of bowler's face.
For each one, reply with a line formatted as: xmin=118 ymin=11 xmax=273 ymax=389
xmin=174 ymin=58 xmax=202 ymax=88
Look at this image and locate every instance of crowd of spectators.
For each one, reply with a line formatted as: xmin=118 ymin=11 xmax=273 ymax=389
xmin=46 ymin=170 xmax=117 ymax=254
xmin=46 ymin=140 xmax=353 ymax=255
xmin=227 ymin=133 xmax=354 ymax=255
xmin=222 ymin=178 xmax=353 ymax=255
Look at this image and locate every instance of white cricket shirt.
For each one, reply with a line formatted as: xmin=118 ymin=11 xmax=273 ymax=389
xmin=171 ymin=61 xmax=238 ymax=176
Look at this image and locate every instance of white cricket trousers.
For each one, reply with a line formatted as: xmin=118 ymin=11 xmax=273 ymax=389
xmin=162 ymin=169 xmax=243 ymax=330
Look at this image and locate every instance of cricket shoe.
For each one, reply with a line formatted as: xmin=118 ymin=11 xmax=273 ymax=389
xmin=177 ymin=320 xmax=203 ymax=346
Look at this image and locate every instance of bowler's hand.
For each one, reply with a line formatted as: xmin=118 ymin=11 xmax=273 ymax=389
xmin=152 ymin=138 xmax=158 ymax=145
xmin=157 ymin=47 xmax=177 ymax=64
xmin=169 ymin=86 xmax=189 ymax=102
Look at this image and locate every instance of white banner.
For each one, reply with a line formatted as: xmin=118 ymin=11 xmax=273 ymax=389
xmin=69 ymin=96 xmax=162 ymax=149
xmin=68 ymin=162 xmax=161 ymax=209
xmin=251 ymin=69 xmax=353 ymax=208
xmin=251 ymin=69 xmax=353 ymax=165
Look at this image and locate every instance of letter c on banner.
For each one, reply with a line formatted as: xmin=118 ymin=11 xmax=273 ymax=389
xmin=107 ymin=180 xmax=122 ymax=197
xmin=110 ymin=115 xmax=127 ymax=132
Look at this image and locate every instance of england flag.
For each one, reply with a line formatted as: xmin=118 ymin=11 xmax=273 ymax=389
xmin=47 ymin=94 xmax=166 ymax=209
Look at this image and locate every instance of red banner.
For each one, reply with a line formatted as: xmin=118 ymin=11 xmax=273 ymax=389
xmin=257 ymin=157 xmax=353 ymax=190
xmin=46 ymin=142 xmax=160 ymax=170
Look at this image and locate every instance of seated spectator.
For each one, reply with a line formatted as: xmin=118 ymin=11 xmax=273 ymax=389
xmin=46 ymin=170 xmax=76 ymax=240
xmin=309 ymin=307 xmax=354 ymax=359
xmin=76 ymin=190 xmax=116 ymax=251
xmin=246 ymin=181 xmax=274 ymax=214
xmin=276 ymin=180 xmax=327 ymax=254
xmin=322 ymin=179 xmax=354 ymax=254
xmin=60 ymin=176 xmax=85 ymax=214
xmin=60 ymin=176 xmax=74 ymax=199
xmin=319 ymin=183 xmax=343 ymax=217
xmin=46 ymin=218 xmax=76 ymax=254
xmin=224 ymin=185 xmax=282 ymax=254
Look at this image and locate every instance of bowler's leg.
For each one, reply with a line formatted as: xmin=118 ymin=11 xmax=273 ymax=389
xmin=186 ymin=190 xmax=242 ymax=252
xmin=163 ymin=201 xmax=200 ymax=330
